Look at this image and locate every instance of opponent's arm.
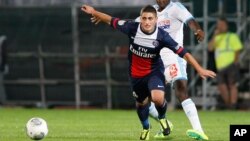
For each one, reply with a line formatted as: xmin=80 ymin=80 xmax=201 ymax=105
xmin=183 ymin=53 xmax=216 ymax=79
xmin=187 ymin=19 xmax=205 ymax=42
xmin=81 ymin=4 xmax=112 ymax=25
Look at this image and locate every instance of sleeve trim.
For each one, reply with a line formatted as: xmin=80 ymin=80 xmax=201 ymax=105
xmin=112 ymin=18 xmax=119 ymax=29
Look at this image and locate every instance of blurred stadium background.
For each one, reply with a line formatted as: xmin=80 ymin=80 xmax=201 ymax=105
xmin=0 ymin=0 xmax=249 ymax=110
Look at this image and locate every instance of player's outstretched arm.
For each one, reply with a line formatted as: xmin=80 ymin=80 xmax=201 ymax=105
xmin=183 ymin=53 xmax=216 ymax=79
xmin=81 ymin=4 xmax=112 ymax=25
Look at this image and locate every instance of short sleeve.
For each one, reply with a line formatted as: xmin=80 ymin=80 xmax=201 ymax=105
xmin=161 ymin=31 xmax=187 ymax=57
xmin=174 ymin=2 xmax=194 ymax=24
xmin=111 ymin=17 xmax=133 ymax=35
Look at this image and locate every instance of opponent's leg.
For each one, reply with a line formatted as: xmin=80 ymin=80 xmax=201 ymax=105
xmin=149 ymin=102 xmax=159 ymax=121
xmin=164 ymin=56 xmax=208 ymax=140
xmin=174 ymin=80 xmax=208 ymax=140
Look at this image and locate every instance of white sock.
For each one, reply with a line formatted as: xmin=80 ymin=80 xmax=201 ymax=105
xmin=181 ymin=98 xmax=204 ymax=133
xmin=149 ymin=102 xmax=159 ymax=121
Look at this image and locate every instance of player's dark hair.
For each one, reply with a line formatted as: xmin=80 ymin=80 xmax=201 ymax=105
xmin=140 ymin=5 xmax=157 ymax=16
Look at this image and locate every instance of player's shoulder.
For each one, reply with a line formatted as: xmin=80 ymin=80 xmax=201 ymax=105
xmin=157 ymin=27 xmax=170 ymax=39
xmin=172 ymin=1 xmax=187 ymax=10
xmin=127 ymin=20 xmax=139 ymax=28
xmin=118 ymin=19 xmax=138 ymax=26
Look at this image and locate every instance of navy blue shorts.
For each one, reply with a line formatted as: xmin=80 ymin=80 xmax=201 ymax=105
xmin=130 ymin=71 xmax=165 ymax=103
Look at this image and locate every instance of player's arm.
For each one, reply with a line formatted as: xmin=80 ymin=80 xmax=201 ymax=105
xmin=81 ymin=4 xmax=112 ymax=25
xmin=187 ymin=19 xmax=205 ymax=42
xmin=162 ymin=33 xmax=216 ymax=79
xmin=81 ymin=4 xmax=132 ymax=34
xmin=175 ymin=2 xmax=205 ymax=42
xmin=183 ymin=53 xmax=216 ymax=79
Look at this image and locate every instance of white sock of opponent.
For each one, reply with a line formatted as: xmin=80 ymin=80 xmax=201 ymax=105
xmin=181 ymin=98 xmax=204 ymax=133
xmin=149 ymin=102 xmax=159 ymax=121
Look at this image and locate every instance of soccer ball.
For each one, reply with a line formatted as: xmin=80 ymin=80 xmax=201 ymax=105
xmin=26 ymin=117 xmax=48 ymax=140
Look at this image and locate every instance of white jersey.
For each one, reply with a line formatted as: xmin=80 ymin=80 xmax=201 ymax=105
xmin=154 ymin=1 xmax=194 ymax=65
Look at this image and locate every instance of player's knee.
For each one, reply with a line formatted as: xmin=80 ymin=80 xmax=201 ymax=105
xmin=151 ymin=90 xmax=164 ymax=106
xmin=151 ymin=96 xmax=165 ymax=106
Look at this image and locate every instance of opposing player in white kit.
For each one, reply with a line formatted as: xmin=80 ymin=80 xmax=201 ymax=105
xmin=149 ymin=0 xmax=208 ymax=140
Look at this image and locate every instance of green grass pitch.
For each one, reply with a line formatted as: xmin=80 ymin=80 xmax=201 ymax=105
xmin=0 ymin=108 xmax=249 ymax=141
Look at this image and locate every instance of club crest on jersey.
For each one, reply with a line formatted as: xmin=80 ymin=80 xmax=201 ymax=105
xmin=158 ymin=20 xmax=170 ymax=29
xmin=152 ymin=40 xmax=159 ymax=47
xmin=118 ymin=20 xmax=126 ymax=26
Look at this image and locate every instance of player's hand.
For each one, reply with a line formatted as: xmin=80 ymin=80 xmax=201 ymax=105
xmin=91 ymin=16 xmax=101 ymax=25
xmin=81 ymin=4 xmax=95 ymax=15
xmin=198 ymin=68 xmax=216 ymax=79
xmin=194 ymin=29 xmax=205 ymax=42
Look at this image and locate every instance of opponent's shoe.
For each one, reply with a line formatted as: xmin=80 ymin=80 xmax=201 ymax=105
xmin=154 ymin=120 xmax=173 ymax=139
xmin=140 ymin=129 xmax=150 ymax=140
xmin=186 ymin=129 xmax=209 ymax=140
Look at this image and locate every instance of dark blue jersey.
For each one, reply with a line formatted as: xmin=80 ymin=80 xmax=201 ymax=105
xmin=111 ymin=18 xmax=187 ymax=78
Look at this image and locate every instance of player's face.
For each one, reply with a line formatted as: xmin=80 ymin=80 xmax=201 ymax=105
xmin=156 ymin=0 xmax=170 ymax=10
xmin=140 ymin=12 xmax=157 ymax=34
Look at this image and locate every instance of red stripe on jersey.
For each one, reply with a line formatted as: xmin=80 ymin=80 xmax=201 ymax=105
xmin=112 ymin=18 xmax=119 ymax=29
xmin=131 ymin=54 xmax=152 ymax=78
xmin=176 ymin=47 xmax=184 ymax=54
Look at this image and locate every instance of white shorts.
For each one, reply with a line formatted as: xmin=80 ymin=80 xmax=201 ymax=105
xmin=160 ymin=48 xmax=188 ymax=85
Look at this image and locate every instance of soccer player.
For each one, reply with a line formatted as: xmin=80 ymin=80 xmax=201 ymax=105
xmin=81 ymin=4 xmax=216 ymax=140
xmin=92 ymin=1 xmax=208 ymax=140
xmin=143 ymin=0 xmax=209 ymax=140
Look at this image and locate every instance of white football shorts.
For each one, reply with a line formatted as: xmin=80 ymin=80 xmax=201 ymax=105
xmin=160 ymin=48 xmax=188 ymax=85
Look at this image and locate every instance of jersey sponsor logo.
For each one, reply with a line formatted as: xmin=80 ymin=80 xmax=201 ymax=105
xmin=129 ymin=45 xmax=156 ymax=58
xmin=158 ymin=20 xmax=171 ymax=29
xmin=169 ymin=64 xmax=178 ymax=78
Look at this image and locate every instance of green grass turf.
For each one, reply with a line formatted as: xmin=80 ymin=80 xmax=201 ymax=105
xmin=0 ymin=108 xmax=249 ymax=141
